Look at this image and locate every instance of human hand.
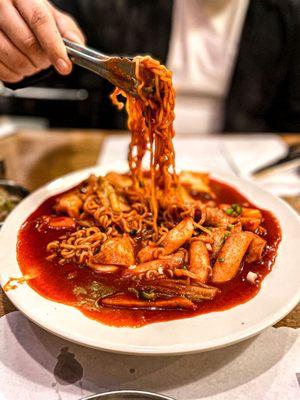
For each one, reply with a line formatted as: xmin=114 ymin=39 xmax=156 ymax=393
xmin=0 ymin=0 xmax=85 ymax=82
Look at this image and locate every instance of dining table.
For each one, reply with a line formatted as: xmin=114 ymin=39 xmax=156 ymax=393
xmin=0 ymin=129 xmax=299 ymax=329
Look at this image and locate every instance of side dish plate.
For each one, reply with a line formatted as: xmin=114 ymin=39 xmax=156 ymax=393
xmin=0 ymin=163 xmax=299 ymax=355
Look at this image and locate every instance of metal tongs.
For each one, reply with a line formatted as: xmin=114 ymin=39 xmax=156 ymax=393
xmin=4 ymin=39 xmax=153 ymax=96
xmin=64 ymin=39 xmax=152 ymax=97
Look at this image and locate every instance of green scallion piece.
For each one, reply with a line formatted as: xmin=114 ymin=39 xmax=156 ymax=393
xmin=225 ymin=208 xmax=234 ymax=215
xmin=232 ymin=203 xmax=243 ymax=215
xmin=223 ymin=232 xmax=230 ymax=241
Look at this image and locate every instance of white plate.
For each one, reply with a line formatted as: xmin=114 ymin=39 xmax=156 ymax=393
xmin=0 ymin=163 xmax=299 ymax=355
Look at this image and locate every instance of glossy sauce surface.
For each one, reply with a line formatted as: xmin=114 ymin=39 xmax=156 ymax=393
xmin=17 ymin=179 xmax=281 ymax=327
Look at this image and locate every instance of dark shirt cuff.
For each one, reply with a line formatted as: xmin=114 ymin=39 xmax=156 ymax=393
xmin=3 ymin=68 xmax=54 ymax=90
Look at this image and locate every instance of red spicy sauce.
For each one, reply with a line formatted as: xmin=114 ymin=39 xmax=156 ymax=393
xmin=17 ymin=179 xmax=281 ymax=327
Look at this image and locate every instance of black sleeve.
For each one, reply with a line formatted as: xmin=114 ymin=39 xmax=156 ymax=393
xmin=4 ymin=69 xmax=55 ymax=90
xmin=223 ymin=0 xmax=300 ymax=133
xmin=267 ymin=0 xmax=300 ymax=132
xmin=282 ymin=0 xmax=300 ymax=131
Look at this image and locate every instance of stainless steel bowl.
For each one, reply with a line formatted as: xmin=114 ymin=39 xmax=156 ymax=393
xmin=82 ymin=390 xmax=175 ymax=400
xmin=0 ymin=180 xmax=29 ymax=197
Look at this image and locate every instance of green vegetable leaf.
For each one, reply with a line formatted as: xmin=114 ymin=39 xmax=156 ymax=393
xmin=140 ymin=290 xmax=156 ymax=301
xmin=128 ymin=287 xmax=139 ymax=298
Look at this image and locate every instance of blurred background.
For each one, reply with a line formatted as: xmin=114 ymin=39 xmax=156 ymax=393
xmin=0 ymin=0 xmax=299 ymax=198
xmin=2 ymin=0 xmax=300 ymax=134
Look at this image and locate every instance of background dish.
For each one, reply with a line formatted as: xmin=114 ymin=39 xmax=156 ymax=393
xmin=0 ymin=180 xmax=29 ymax=227
xmin=82 ymin=390 xmax=175 ymax=400
xmin=0 ymin=163 xmax=299 ymax=355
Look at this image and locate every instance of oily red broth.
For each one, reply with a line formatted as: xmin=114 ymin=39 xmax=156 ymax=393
xmin=17 ymin=178 xmax=281 ymax=328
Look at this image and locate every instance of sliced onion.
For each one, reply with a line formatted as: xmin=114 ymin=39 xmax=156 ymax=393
xmin=205 ymin=243 xmax=212 ymax=251
xmin=246 ymin=271 xmax=258 ymax=284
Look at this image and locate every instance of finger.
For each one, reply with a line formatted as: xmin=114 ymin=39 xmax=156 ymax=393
xmin=14 ymin=0 xmax=72 ymax=75
xmin=51 ymin=6 xmax=86 ymax=44
xmin=0 ymin=61 xmax=23 ymax=83
xmin=0 ymin=31 xmax=38 ymax=77
xmin=0 ymin=1 xmax=50 ymax=70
